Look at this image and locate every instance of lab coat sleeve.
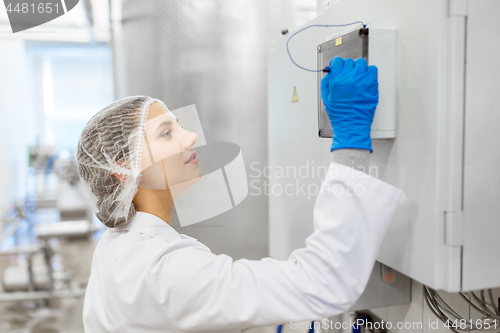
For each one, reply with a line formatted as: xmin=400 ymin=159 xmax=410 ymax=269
xmin=148 ymin=162 xmax=405 ymax=331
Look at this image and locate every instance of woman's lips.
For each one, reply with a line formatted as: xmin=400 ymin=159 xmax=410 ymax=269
xmin=185 ymin=152 xmax=199 ymax=164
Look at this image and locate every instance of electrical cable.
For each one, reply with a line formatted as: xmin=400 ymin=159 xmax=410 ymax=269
xmin=425 ymin=287 xmax=454 ymax=329
xmin=286 ymin=22 xmax=366 ymax=73
xmin=474 ymin=291 xmax=498 ymax=318
xmin=432 ymin=290 xmax=465 ymax=320
xmin=424 ymin=285 xmax=500 ymax=333
xmin=460 ymin=292 xmax=490 ymax=318
xmin=471 ymin=291 xmax=491 ymax=315
xmin=488 ymin=289 xmax=500 ymax=316
xmin=477 ymin=291 xmax=500 ymax=318
xmin=276 ymin=324 xmax=282 ymax=333
xmin=462 ymin=292 xmax=500 ymax=319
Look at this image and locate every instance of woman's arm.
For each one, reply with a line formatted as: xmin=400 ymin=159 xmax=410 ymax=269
xmin=147 ymin=57 xmax=396 ymax=331
xmin=147 ymin=161 xmax=403 ymax=331
xmin=331 ymin=148 xmax=370 ymax=173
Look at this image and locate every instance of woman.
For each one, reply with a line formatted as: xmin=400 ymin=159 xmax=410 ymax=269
xmin=77 ymin=58 xmax=404 ymax=332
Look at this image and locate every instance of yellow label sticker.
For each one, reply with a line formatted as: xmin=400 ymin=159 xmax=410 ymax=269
xmin=335 ymin=36 xmax=343 ymax=46
xmin=292 ymin=86 xmax=299 ymax=103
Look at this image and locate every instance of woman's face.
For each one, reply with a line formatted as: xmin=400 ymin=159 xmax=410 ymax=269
xmin=140 ymin=102 xmax=201 ymax=188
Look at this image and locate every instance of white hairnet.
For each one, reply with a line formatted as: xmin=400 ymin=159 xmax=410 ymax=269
xmin=76 ymin=95 xmax=166 ymax=228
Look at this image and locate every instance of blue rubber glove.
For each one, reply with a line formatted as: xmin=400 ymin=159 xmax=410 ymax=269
xmin=321 ymin=57 xmax=379 ymax=153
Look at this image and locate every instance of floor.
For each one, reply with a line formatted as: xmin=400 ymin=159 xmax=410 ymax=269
xmin=0 ymin=236 xmax=95 ymax=333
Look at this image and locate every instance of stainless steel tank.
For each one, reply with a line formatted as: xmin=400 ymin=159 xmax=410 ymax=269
xmin=120 ymin=0 xmax=316 ymax=259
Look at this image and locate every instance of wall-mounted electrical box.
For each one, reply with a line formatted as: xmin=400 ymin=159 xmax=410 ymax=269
xmin=268 ymin=0 xmax=500 ymax=293
xmin=317 ymin=27 xmax=397 ymax=139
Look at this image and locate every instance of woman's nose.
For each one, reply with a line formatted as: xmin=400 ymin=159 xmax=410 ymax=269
xmin=181 ymin=130 xmax=198 ymax=150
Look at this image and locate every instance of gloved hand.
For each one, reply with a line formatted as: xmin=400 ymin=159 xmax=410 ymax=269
xmin=321 ymin=57 xmax=379 ymax=153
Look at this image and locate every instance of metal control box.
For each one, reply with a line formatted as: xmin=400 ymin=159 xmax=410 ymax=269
xmin=269 ymin=0 xmax=500 ymax=292
xmin=318 ymin=27 xmax=397 ymax=139
xmin=317 ymin=28 xmax=369 ymax=138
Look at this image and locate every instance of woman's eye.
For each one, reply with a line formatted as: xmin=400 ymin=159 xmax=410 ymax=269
xmin=161 ymin=130 xmax=171 ymax=138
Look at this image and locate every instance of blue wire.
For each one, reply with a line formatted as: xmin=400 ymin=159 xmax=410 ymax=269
xmin=286 ymin=21 xmax=366 ymax=73
xmin=276 ymin=324 xmax=282 ymax=333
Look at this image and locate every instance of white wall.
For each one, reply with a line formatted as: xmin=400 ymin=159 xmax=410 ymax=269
xmin=0 ymin=40 xmax=38 ymax=205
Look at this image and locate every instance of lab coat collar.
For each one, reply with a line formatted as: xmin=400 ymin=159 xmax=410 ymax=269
xmin=110 ymin=212 xmax=182 ymax=241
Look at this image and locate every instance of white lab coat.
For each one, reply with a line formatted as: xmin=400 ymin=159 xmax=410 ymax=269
xmin=83 ymin=162 xmax=404 ymax=333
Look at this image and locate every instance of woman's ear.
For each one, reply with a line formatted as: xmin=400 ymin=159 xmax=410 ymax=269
xmin=114 ymin=172 xmax=126 ymax=181
xmin=111 ymin=162 xmax=130 ymax=181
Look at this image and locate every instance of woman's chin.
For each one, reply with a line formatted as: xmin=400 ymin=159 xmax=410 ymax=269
xmin=186 ymin=175 xmax=202 ymax=187
xmin=170 ymin=176 xmax=201 ymax=191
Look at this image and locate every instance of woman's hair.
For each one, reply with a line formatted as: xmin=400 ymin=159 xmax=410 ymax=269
xmin=76 ymin=95 xmax=163 ymax=228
